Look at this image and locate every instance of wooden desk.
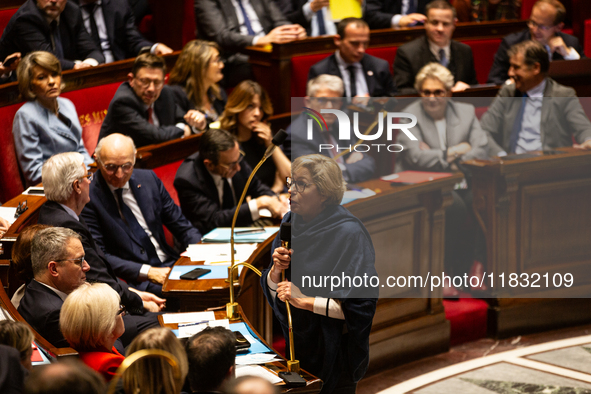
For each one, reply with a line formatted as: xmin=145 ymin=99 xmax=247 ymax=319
xmin=465 ymin=148 xmax=591 ymax=337
xmin=159 ymin=307 xmax=322 ymax=394
xmin=162 ymin=236 xmax=275 ymax=342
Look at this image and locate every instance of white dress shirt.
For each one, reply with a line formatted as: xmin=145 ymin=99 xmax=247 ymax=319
xmin=108 ymin=181 xmax=168 ymax=280
xmin=428 ymin=40 xmax=451 ymax=66
xmin=302 ymin=2 xmax=336 ymax=37
xmin=229 ymin=0 xmax=265 ymax=45
xmin=335 ymin=51 xmax=369 ymax=98
xmin=515 ymin=79 xmax=546 ymax=154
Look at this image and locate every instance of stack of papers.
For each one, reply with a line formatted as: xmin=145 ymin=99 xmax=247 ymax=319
xmin=177 ymin=319 xmax=231 ymax=338
xmin=0 ymin=207 xmax=17 ymax=226
xmin=341 ymin=188 xmax=376 ymax=205
xmin=202 ymin=227 xmax=279 ymax=243
xmin=162 ymin=311 xmax=216 ymax=324
xmin=182 ymin=243 xmax=258 ymax=265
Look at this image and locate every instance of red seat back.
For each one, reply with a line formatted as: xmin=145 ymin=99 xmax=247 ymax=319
xmin=466 ymin=38 xmax=502 ymax=84
xmin=585 ymin=19 xmax=591 ymax=58
xmin=291 ymin=53 xmax=332 ymax=97
xmin=153 ymin=159 xmax=185 ymax=247
xmin=0 ymin=8 xmax=18 ymax=35
xmin=0 ymin=102 xmax=26 ymax=202
xmin=61 ymin=82 xmax=120 ymax=155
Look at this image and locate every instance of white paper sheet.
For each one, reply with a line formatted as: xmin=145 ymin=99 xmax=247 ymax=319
xmin=161 ymin=311 xmax=216 ymax=324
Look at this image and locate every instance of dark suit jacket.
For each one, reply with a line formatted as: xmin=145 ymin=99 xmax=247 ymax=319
xmin=287 ymin=114 xmax=376 ymax=183
xmin=0 ymin=0 xmax=105 ymax=70
xmin=80 ymin=169 xmax=201 ymax=289
xmin=37 ymin=201 xmax=144 ymax=314
xmin=307 ymin=53 xmax=397 ymax=97
xmin=0 ymin=345 xmax=27 ymax=394
xmin=393 ymin=35 xmax=478 ymax=94
xmin=487 ymin=29 xmax=586 ymax=85
xmin=74 ymin=0 xmax=154 ymax=61
xmin=174 ymin=152 xmax=275 ymax=234
xmin=99 ymin=82 xmax=189 ymax=148
xmin=18 ymin=280 xmax=69 ymax=349
xmin=480 ymin=78 xmax=591 ymax=155
xmin=364 ymin=0 xmax=433 ymax=29
xmin=194 ymin=0 xmax=289 ymax=54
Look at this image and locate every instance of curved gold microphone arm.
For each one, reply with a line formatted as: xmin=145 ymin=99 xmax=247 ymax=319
xmin=228 ymin=261 xmax=299 ymax=373
xmin=107 ymin=349 xmax=181 ymax=394
xmin=333 ymin=110 xmax=388 ymax=161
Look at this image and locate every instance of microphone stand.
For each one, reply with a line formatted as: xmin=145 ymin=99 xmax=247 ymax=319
xmin=226 ymin=130 xmax=287 ymax=320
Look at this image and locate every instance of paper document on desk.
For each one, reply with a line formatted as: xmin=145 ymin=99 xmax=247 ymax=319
xmin=162 ymin=311 xmax=215 ymax=324
xmin=235 ymin=353 xmax=282 ymax=365
xmin=0 ymin=207 xmax=17 ymax=225
xmin=182 ymin=243 xmax=258 ymax=265
xmin=341 ymin=188 xmax=376 ymax=205
xmin=177 ymin=319 xmax=230 ymax=338
xmin=235 ymin=365 xmax=282 ymax=384
xmin=202 ymin=227 xmax=279 ymax=243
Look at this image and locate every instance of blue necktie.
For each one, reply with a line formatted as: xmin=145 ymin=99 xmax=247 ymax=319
xmin=407 ymin=0 xmax=417 ymax=14
xmin=50 ymin=20 xmax=64 ymax=60
xmin=236 ymin=0 xmax=256 ymax=36
xmin=316 ymin=9 xmax=327 ymax=36
xmin=439 ymin=48 xmax=448 ymax=68
xmin=115 ymin=188 xmax=160 ymax=263
xmin=509 ymin=93 xmax=528 ymax=153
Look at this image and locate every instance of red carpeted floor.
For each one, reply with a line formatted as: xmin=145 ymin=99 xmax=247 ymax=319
xmin=443 ymin=292 xmax=489 ymax=346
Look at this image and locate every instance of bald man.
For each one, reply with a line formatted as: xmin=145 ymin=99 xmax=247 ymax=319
xmin=80 ymin=134 xmax=201 ymax=297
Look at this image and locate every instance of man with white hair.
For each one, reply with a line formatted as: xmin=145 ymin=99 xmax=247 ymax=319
xmin=37 ymin=152 xmax=161 ymax=346
xmin=17 ymin=227 xmax=90 ymax=348
xmin=286 ymin=74 xmax=376 ymax=183
xmin=81 ymin=133 xmax=201 ymax=296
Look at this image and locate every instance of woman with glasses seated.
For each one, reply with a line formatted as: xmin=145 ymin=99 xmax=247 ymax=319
xmin=396 ymin=62 xmax=489 ymax=297
xmin=60 ymin=283 xmax=126 ymax=381
xmin=168 ymin=40 xmax=227 ymax=129
xmin=219 ymin=81 xmax=290 ymax=193
xmin=262 ymin=154 xmax=378 ymax=394
xmin=13 ymin=51 xmax=93 ymax=186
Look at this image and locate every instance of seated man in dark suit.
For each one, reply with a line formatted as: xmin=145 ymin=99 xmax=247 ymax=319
xmin=18 ymin=227 xmax=90 ymax=349
xmin=274 ymin=0 xmax=336 ymax=37
xmin=81 ymin=133 xmax=202 ymax=296
xmin=481 ymin=41 xmax=591 ymax=156
xmin=174 ymin=128 xmax=286 ymax=234
xmin=487 ymin=0 xmax=584 ymax=85
xmin=99 ymin=53 xmax=205 ymax=148
xmin=186 ymin=327 xmax=236 ymax=394
xmin=364 ymin=0 xmax=433 ymax=29
xmin=287 ymin=74 xmax=376 ymax=183
xmin=37 ymin=152 xmax=162 ymax=346
xmin=195 ymin=0 xmax=306 ymax=87
xmin=308 ymin=18 xmax=396 ymax=98
xmin=0 ymin=0 xmax=105 ymax=71
xmin=393 ymin=0 xmax=477 ymax=94
xmin=74 ymin=0 xmax=172 ymax=63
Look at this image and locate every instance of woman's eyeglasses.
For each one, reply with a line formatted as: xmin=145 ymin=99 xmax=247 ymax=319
xmin=116 ymin=305 xmax=128 ymax=317
xmin=286 ymin=177 xmax=313 ymax=193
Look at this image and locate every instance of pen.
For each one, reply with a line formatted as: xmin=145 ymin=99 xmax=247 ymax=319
xmin=178 ymin=320 xmax=210 ymax=328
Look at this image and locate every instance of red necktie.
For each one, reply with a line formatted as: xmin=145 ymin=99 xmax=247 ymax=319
xmin=147 ymin=107 xmax=154 ymax=124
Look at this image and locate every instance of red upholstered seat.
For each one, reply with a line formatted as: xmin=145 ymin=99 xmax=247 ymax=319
xmin=61 ymin=82 xmax=120 ymax=155
xmin=183 ymin=0 xmax=197 ymax=46
xmin=291 ymin=53 xmax=331 ymax=98
xmin=153 ymin=160 xmax=185 ymax=246
xmin=467 ymin=38 xmax=502 ymax=84
xmin=366 ymin=46 xmax=398 ymax=70
xmin=0 ymin=8 xmax=18 ymax=35
xmin=0 ymin=102 xmax=26 ymax=203
xmin=521 ymin=0 xmax=536 ymax=19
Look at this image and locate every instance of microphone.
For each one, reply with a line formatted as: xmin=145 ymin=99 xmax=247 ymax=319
xmin=264 ymin=129 xmax=288 ymax=159
xmin=280 ymin=222 xmax=291 ymax=251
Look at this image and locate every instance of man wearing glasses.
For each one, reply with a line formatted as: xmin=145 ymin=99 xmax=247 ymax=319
xmin=81 ymin=133 xmax=202 ymax=297
xmin=99 ymin=53 xmax=206 ymax=148
xmin=487 ymin=0 xmax=584 ymax=85
xmin=174 ymin=128 xmax=286 ymax=234
xmin=287 ymin=74 xmax=376 ymax=183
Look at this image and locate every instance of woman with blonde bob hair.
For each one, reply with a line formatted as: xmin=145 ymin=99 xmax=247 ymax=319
xmin=13 ymin=51 xmax=92 ymax=186
xmin=262 ymin=154 xmax=378 ymax=394
xmin=60 ymin=283 xmax=126 ymax=381
xmin=168 ymin=40 xmax=226 ymax=125
xmin=219 ymin=80 xmax=290 ymax=192
xmin=123 ymin=327 xmax=189 ymax=394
